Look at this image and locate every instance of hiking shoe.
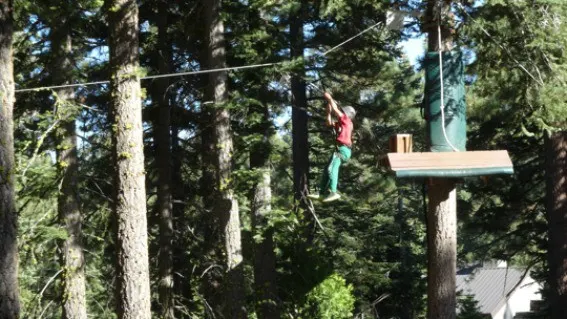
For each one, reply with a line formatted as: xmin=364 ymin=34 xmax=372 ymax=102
xmin=322 ymin=192 xmax=341 ymax=202
xmin=307 ymin=193 xmax=320 ymax=200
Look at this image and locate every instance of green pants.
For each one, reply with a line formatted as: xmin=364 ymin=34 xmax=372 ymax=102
xmin=319 ymin=145 xmax=352 ymax=194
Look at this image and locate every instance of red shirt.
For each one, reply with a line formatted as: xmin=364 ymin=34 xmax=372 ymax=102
xmin=335 ymin=113 xmax=353 ymax=147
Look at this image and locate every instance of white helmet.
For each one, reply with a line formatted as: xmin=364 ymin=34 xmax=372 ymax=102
xmin=342 ymin=106 xmax=356 ymax=119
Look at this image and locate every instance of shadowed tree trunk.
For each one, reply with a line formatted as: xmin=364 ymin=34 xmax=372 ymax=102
xmin=50 ymin=18 xmax=88 ymax=319
xmin=204 ymin=0 xmax=246 ymax=317
xmin=171 ymin=121 xmax=193 ymax=314
xmin=546 ymin=131 xmax=567 ymax=319
xmin=0 ymin=0 xmax=20 ymax=317
xmin=200 ymin=24 xmax=222 ymax=319
xmin=251 ymin=100 xmax=280 ymax=319
xmin=106 ymin=0 xmax=151 ymax=318
xmin=290 ymin=0 xmax=309 ymax=203
xmin=151 ymin=1 xmax=174 ymax=317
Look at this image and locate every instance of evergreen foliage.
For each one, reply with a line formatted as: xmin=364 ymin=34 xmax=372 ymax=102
xmin=6 ymin=0 xmax=565 ymax=318
xmin=456 ymin=295 xmax=486 ymax=319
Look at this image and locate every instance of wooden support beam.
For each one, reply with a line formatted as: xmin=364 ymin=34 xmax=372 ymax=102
xmin=385 ymin=150 xmax=513 ymax=178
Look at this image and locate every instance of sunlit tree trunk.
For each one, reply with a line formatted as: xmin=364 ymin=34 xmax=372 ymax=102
xmin=426 ymin=179 xmax=457 ymax=319
xmin=107 ymin=0 xmax=151 ymax=318
xmin=0 ymin=0 xmax=19 ymax=317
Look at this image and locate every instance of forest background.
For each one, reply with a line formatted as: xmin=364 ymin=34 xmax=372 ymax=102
xmin=3 ymin=0 xmax=567 ymax=318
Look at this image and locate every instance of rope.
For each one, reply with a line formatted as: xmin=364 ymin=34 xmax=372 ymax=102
xmin=436 ymin=2 xmax=460 ymax=152
xmin=15 ymin=22 xmax=383 ymax=94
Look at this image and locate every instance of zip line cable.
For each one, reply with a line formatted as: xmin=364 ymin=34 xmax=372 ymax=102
xmin=321 ymin=21 xmax=383 ymax=57
xmin=15 ymin=21 xmax=383 ymax=94
xmin=15 ymin=63 xmax=281 ymax=93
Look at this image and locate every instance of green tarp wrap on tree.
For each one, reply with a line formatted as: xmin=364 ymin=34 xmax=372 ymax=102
xmin=424 ymin=50 xmax=466 ymax=152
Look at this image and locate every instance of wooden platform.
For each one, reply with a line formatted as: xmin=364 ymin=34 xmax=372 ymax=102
xmin=386 ymin=150 xmax=514 ymax=178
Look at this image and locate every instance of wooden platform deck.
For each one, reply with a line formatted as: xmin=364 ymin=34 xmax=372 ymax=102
xmin=386 ymin=150 xmax=514 ymax=178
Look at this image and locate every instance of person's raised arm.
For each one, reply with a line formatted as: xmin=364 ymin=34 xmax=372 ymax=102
xmin=325 ymin=102 xmax=333 ymax=126
xmin=324 ymin=92 xmax=344 ymax=119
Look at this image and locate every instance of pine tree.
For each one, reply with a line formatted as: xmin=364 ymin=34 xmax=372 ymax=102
xmin=49 ymin=13 xmax=88 ymax=319
xmin=250 ymin=96 xmax=279 ymax=319
xmin=458 ymin=1 xmax=567 ymax=317
xmin=2 ymin=1 xmax=492 ymax=318
xmin=223 ymin=2 xmax=285 ymax=316
xmin=546 ymin=131 xmax=567 ymax=319
xmin=200 ymin=0 xmax=220 ymax=310
xmin=149 ymin=0 xmax=175 ymax=317
xmin=106 ymin=0 xmax=152 ymax=318
xmin=203 ymin=0 xmax=246 ymax=317
xmin=424 ymin=1 xmax=457 ymax=318
xmin=289 ymin=0 xmax=309 ymax=203
xmin=0 ymin=0 xmax=20 ymax=316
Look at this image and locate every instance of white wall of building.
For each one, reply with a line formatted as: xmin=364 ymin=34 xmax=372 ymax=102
xmin=491 ymin=276 xmax=542 ymax=319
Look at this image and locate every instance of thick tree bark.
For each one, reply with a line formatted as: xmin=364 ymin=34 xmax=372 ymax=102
xmin=50 ymin=22 xmax=88 ymax=319
xmin=426 ymin=179 xmax=457 ymax=319
xmin=425 ymin=1 xmax=457 ymax=319
xmin=204 ymin=0 xmax=246 ymax=317
xmin=546 ymin=131 xmax=567 ymax=319
xmin=151 ymin=1 xmax=174 ymax=317
xmin=107 ymin=1 xmax=152 ymax=318
xmin=289 ymin=1 xmax=309 ymax=202
xmin=0 ymin=1 xmax=19 ymax=317
xmin=251 ymin=105 xmax=279 ymax=319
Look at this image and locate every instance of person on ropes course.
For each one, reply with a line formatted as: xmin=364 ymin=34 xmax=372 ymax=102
xmin=309 ymin=92 xmax=356 ymax=202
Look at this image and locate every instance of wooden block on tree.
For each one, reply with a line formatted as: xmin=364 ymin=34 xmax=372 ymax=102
xmin=386 ymin=150 xmax=514 ymax=178
xmin=389 ymin=134 xmax=413 ymax=153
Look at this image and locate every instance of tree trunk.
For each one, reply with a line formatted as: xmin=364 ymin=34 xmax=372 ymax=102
xmin=171 ymin=121 xmax=193 ymax=313
xmin=425 ymin=0 xmax=454 ymax=52
xmin=51 ymin=22 xmax=88 ymax=319
xmin=546 ymin=131 xmax=567 ymax=319
xmin=204 ymin=0 xmax=246 ymax=317
xmin=0 ymin=0 xmax=20 ymax=317
xmin=107 ymin=1 xmax=152 ymax=318
xmin=251 ymin=105 xmax=279 ymax=319
xmin=151 ymin=1 xmax=174 ymax=317
xmin=425 ymin=1 xmax=457 ymax=319
xmin=200 ymin=17 xmax=222 ymax=319
xmin=289 ymin=1 xmax=309 ymax=202
xmin=426 ymin=179 xmax=457 ymax=319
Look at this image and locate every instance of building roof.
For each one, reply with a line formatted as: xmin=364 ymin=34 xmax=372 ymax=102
xmin=456 ymin=266 xmax=525 ymax=315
